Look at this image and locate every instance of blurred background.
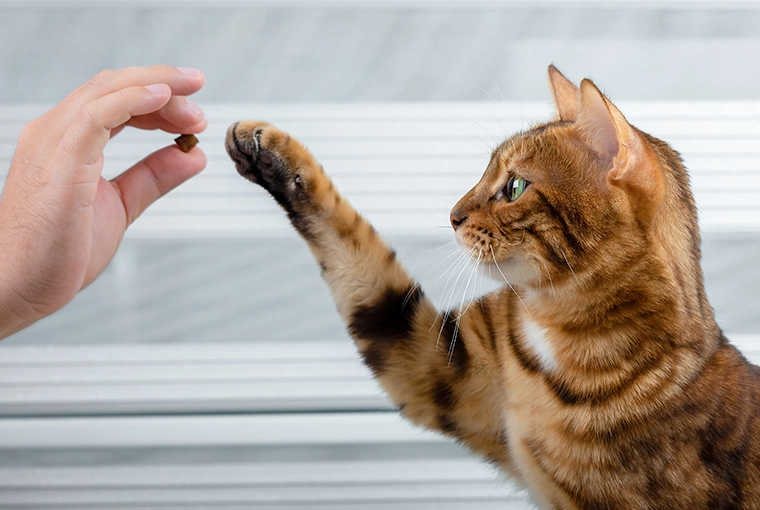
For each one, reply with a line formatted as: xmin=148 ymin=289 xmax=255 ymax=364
xmin=1 ymin=1 xmax=760 ymax=508
xmin=6 ymin=0 xmax=760 ymax=104
xmin=3 ymin=0 xmax=760 ymax=342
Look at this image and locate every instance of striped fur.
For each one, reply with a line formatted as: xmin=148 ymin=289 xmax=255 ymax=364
xmin=225 ymin=68 xmax=760 ymax=509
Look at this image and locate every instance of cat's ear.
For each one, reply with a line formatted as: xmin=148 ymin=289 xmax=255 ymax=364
xmin=576 ymin=79 xmax=664 ymax=224
xmin=576 ymin=79 xmax=623 ymax=163
xmin=548 ymin=65 xmax=580 ymax=121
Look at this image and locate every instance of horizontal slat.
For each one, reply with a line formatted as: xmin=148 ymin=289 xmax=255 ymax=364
xmin=0 ymin=381 xmax=387 ymax=414
xmin=0 ymin=484 xmax=521 ymax=507
xmin=7 ymin=101 xmax=760 ymax=123
xmin=0 ymin=362 xmax=367 ymax=383
xmin=0 ymin=457 xmax=528 ymax=508
xmin=0 ymin=342 xmax=392 ymax=415
xmin=0 ymin=460 xmax=499 ymax=486
xmin=0 ymin=411 xmax=530 ymax=507
xmin=7 ymin=166 xmax=759 ymax=197
xmin=0 ymin=341 xmax=359 ymax=363
xmin=2 ymin=101 xmax=760 ymax=233
xmin=6 ymin=136 xmax=760 ymax=161
xmin=0 ymin=412 xmax=440 ymax=448
xmin=47 ymin=155 xmax=760 ymax=177
xmin=0 ymin=340 xmax=758 ymax=416
xmin=9 ymin=118 xmax=760 ymax=145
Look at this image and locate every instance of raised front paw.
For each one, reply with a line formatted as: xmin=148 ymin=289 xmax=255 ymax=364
xmin=225 ymin=120 xmax=324 ymax=219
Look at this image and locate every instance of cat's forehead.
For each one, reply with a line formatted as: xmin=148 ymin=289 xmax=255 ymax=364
xmin=494 ymin=122 xmax=569 ymax=170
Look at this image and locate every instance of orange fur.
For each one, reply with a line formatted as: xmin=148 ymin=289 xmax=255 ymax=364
xmin=226 ymin=68 xmax=760 ymax=509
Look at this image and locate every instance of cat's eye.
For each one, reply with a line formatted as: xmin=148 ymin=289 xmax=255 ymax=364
xmin=505 ymin=176 xmax=529 ymax=202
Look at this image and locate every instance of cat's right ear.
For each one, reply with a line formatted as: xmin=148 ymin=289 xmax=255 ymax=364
xmin=576 ymin=79 xmax=665 ymax=227
xmin=548 ymin=65 xmax=580 ymax=121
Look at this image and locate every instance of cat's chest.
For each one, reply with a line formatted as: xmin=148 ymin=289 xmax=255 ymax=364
xmin=519 ymin=319 xmax=557 ymax=373
xmin=500 ymin=321 xmax=582 ymax=507
xmin=500 ymin=318 xmax=568 ymax=427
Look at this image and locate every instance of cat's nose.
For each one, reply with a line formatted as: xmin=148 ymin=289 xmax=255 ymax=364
xmin=450 ymin=210 xmax=468 ymax=230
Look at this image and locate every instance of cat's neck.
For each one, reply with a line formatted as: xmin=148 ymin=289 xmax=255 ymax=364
xmin=513 ymin=251 xmax=721 ymax=372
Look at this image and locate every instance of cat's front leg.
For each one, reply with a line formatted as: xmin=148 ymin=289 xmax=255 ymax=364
xmin=226 ymin=120 xmax=412 ymax=322
xmin=226 ymin=121 xmax=512 ymax=469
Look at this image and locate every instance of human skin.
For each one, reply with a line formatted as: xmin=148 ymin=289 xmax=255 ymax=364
xmin=0 ymin=65 xmax=207 ymax=339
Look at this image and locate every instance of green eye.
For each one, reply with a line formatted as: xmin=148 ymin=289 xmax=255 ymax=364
xmin=506 ymin=176 xmax=529 ymax=202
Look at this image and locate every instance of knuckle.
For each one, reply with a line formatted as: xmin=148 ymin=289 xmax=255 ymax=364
xmin=17 ymin=120 xmax=37 ymax=146
xmin=143 ymin=159 xmax=166 ymax=197
xmin=80 ymin=101 xmax=99 ymax=126
xmin=148 ymin=64 xmax=170 ymax=74
xmin=90 ymin=69 xmax=116 ymax=87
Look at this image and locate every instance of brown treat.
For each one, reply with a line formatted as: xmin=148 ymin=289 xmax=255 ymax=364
xmin=174 ymin=134 xmax=199 ymax=153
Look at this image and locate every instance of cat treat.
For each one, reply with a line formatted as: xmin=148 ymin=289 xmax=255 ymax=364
xmin=174 ymin=134 xmax=198 ymax=153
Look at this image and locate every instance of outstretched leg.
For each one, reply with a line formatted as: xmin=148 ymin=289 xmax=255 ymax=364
xmin=226 ymin=121 xmax=514 ymax=470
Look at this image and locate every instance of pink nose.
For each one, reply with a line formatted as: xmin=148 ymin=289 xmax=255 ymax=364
xmin=450 ymin=211 xmax=467 ymax=230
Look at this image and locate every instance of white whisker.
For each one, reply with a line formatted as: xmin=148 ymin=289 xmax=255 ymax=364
xmin=469 ymin=78 xmax=508 ymax=141
xmin=457 ymin=248 xmax=483 ymax=319
xmin=432 ymin=250 xmax=471 ymax=347
xmin=538 ymin=259 xmax=556 ymax=299
xmin=448 ymin=317 xmax=461 ymax=365
xmin=449 ymin=117 xmax=499 ymax=153
xmin=436 ymin=309 xmax=453 ymax=351
xmin=490 ymin=245 xmax=530 ymax=317
xmin=444 ymin=251 xmax=474 ymax=318
xmin=420 ymin=240 xmax=457 ymax=256
xmin=401 ymin=241 xmax=460 ymax=310
xmin=505 ymin=230 xmax=526 ymax=246
xmin=434 ymin=248 xmax=470 ymax=289
xmin=561 ymin=249 xmax=581 ymax=288
xmin=448 ymin=251 xmax=484 ymax=365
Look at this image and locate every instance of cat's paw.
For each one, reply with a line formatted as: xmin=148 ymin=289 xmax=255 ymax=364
xmin=225 ymin=121 xmax=321 ymax=214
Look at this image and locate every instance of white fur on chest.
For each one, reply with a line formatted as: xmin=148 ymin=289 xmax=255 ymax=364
xmin=520 ymin=319 xmax=557 ymax=372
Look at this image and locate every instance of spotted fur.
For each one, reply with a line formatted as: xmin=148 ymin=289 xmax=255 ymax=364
xmin=225 ymin=67 xmax=760 ymax=509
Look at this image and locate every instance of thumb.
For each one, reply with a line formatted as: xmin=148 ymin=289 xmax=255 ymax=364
xmin=111 ymin=144 xmax=207 ymax=227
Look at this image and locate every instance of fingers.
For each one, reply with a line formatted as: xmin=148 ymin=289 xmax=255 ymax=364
xmin=61 ymin=84 xmax=173 ymax=175
xmin=122 ymin=96 xmax=208 ymax=134
xmin=65 ymin=66 xmax=205 ymax=111
xmin=110 ymin=143 xmax=207 ymax=227
xmin=40 ymin=66 xmax=206 ymax=143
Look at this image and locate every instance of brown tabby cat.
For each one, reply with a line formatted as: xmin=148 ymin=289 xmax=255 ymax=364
xmin=225 ymin=66 xmax=760 ymax=509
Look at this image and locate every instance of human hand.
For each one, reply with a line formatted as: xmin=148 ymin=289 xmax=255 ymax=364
xmin=0 ymin=65 xmax=207 ymax=338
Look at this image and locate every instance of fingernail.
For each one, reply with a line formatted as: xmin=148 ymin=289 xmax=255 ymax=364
xmin=146 ymin=83 xmax=169 ymax=94
xmin=178 ymin=67 xmax=203 ymax=77
xmin=185 ymin=98 xmax=204 ymax=117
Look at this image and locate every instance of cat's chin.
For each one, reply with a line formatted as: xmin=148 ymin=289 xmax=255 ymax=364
xmin=480 ymin=257 xmax=535 ymax=289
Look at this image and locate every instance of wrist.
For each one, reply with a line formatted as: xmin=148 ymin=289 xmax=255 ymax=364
xmin=0 ymin=221 xmax=38 ymax=340
xmin=0 ymin=278 xmax=34 ymax=341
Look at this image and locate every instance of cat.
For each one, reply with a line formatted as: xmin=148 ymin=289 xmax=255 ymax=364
xmin=225 ymin=66 xmax=760 ymax=509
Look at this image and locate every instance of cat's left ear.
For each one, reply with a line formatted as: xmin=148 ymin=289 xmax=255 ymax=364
xmin=548 ymin=65 xmax=580 ymax=121
xmin=576 ymin=79 xmax=664 ymax=225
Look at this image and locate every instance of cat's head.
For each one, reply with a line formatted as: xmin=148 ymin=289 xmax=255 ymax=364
xmin=452 ymin=66 xmax=700 ymax=295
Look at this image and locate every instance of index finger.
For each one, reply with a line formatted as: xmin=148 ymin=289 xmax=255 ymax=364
xmin=68 ymin=66 xmax=205 ymax=107
xmin=43 ymin=66 xmax=205 ymax=139
xmin=59 ymin=84 xmax=173 ymax=183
